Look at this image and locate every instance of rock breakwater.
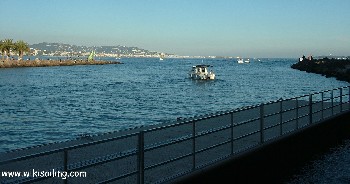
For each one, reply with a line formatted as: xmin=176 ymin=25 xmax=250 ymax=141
xmin=0 ymin=59 xmax=122 ymax=68
xmin=291 ymin=58 xmax=350 ymax=83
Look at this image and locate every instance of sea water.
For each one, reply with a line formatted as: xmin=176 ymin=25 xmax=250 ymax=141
xmin=1 ymin=58 xmax=350 ymax=182
xmin=0 ymin=58 xmax=348 ymax=152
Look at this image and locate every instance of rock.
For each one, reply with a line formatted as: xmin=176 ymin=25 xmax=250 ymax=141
xmin=291 ymin=58 xmax=350 ymax=83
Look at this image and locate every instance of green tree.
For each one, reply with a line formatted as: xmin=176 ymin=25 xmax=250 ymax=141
xmin=14 ymin=40 xmax=30 ymax=60
xmin=0 ymin=40 xmax=4 ymax=61
xmin=2 ymin=39 xmax=14 ymax=61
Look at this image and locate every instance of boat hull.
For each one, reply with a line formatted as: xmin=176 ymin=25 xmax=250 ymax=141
xmin=189 ymin=73 xmax=215 ymax=80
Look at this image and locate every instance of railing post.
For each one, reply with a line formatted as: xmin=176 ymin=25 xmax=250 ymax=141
xmin=309 ymin=94 xmax=313 ymax=125
xmin=137 ymin=131 xmax=145 ymax=184
xmin=348 ymin=86 xmax=350 ymax=110
xmin=192 ymin=120 xmax=196 ymax=171
xmin=296 ymin=99 xmax=299 ymax=129
xmin=340 ymin=88 xmax=343 ymax=112
xmin=260 ymin=104 xmax=264 ymax=143
xmin=349 ymin=86 xmax=350 ymax=111
xmin=231 ymin=112 xmax=234 ymax=155
xmin=331 ymin=90 xmax=334 ymax=116
xmin=321 ymin=92 xmax=324 ymax=120
xmin=279 ymin=99 xmax=283 ymax=135
xmin=64 ymin=150 xmax=68 ymax=184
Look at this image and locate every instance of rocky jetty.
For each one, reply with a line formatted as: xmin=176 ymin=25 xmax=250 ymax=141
xmin=0 ymin=59 xmax=122 ymax=68
xmin=291 ymin=57 xmax=350 ymax=83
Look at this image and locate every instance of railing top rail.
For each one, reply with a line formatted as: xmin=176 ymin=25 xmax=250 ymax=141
xmin=145 ymin=109 xmax=237 ymax=133
xmin=263 ymin=99 xmax=282 ymax=105
xmin=316 ymin=86 xmax=349 ymax=94
xmin=1 ymin=131 xmax=139 ymax=164
xmin=233 ymin=104 xmax=260 ymax=111
xmin=145 ymin=120 xmax=193 ymax=133
xmin=285 ymin=94 xmax=309 ymax=101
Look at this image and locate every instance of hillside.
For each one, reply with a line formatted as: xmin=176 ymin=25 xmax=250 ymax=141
xmin=29 ymin=42 xmax=170 ymax=57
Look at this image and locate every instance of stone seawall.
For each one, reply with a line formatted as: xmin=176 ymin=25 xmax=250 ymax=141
xmin=291 ymin=58 xmax=350 ymax=83
xmin=0 ymin=59 xmax=122 ymax=68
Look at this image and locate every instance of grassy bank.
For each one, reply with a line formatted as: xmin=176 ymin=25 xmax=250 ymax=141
xmin=0 ymin=59 xmax=122 ymax=68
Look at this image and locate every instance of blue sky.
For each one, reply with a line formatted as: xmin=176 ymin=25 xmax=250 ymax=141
xmin=1 ymin=0 xmax=349 ymax=57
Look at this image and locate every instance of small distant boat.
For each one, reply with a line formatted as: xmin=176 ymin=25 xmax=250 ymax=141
xmin=189 ymin=64 xmax=215 ymax=80
xmin=237 ymin=58 xmax=250 ymax=63
xmin=159 ymin=53 xmax=165 ymax=61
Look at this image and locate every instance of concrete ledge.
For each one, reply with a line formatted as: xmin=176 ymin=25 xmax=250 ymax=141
xmin=174 ymin=111 xmax=350 ymax=184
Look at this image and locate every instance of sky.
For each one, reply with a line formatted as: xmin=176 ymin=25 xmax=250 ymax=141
xmin=1 ymin=0 xmax=349 ymax=58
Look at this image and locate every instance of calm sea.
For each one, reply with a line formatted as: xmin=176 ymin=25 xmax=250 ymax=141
xmin=1 ymin=58 xmax=349 ymax=182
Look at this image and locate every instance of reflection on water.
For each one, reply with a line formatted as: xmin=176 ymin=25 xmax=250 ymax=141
xmin=287 ymin=139 xmax=350 ymax=184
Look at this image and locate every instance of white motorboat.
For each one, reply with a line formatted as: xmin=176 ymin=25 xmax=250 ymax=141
xmin=159 ymin=53 xmax=165 ymax=61
xmin=189 ymin=65 xmax=215 ymax=80
xmin=238 ymin=58 xmax=250 ymax=63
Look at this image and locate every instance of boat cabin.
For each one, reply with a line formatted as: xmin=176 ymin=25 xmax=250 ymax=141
xmin=189 ymin=65 xmax=215 ymax=80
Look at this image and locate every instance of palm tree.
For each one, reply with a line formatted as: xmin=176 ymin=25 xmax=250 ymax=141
xmin=14 ymin=40 xmax=30 ymax=60
xmin=0 ymin=40 xmax=4 ymax=61
xmin=2 ymin=39 xmax=14 ymax=61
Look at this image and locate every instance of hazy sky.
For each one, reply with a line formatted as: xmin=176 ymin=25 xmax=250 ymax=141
xmin=1 ymin=0 xmax=349 ymax=57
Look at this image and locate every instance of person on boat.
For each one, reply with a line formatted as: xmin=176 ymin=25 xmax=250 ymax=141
xmin=308 ymin=55 xmax=313 ymax=61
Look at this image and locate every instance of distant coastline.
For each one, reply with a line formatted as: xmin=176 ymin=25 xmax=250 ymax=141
xmin=0 ymin=58 xmax=122 ymax=68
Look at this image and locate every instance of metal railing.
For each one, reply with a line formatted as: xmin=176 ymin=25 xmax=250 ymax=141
xmin=1 ymin=86 xmax=350 ymax=184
